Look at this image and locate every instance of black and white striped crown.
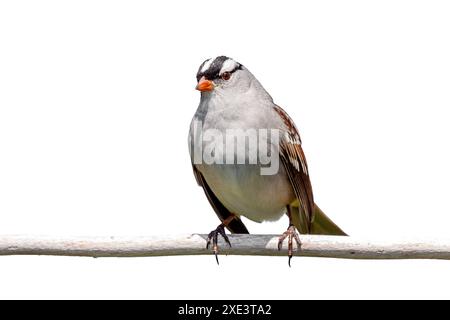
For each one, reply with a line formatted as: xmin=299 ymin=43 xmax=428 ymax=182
xmin=196 ymin=56 xmax=243 ymax=81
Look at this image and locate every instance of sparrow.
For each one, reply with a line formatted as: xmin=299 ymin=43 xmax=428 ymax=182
xmin=189 ymin=56 xmax=347 ymax=265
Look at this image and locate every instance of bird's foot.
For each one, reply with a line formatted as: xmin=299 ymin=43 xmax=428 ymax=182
xmin=206 ymin=224 xmax=231 ymax=265
xmin=278 ymin=224 xmax=302 ymax=267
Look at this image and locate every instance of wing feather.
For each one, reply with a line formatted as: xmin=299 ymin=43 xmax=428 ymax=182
xmin=274 ymin=105 xmax=315 ymax=233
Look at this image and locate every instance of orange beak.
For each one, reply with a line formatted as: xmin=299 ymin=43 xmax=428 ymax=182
xmin=196 ymin=76 xmax=214 ymax=92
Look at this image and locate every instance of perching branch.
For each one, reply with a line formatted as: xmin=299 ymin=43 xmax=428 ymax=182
xmin=1 ymin=234 xmax=450 ymax=260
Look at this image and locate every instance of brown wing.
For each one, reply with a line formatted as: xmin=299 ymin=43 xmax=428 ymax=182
xmin=192 ymin=165 xmax=249 ymax=234
xmin=274 ymin=105 xmax=315 ymax=233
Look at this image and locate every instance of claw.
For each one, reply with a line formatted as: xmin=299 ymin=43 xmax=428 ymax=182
xmin=206 ymin=231 xmax=214 ymax=250
xmin=214 ymin=252 xmax=219 ymax=265
xmin=205 ymin=224 xmax=231 ymax=265
xmin=278 ymin=224 xmax=302 ymax=266
xmin=278 ymin=235 xmax=286 ymax=251
xmin=218 ymin=226 xmax=231 ymax=247
xmin=293 ymin=231 xmax=302 ymax=249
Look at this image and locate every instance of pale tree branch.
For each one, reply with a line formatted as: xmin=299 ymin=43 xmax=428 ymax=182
xmin=1 ymin=234 xmax=450 ymax=260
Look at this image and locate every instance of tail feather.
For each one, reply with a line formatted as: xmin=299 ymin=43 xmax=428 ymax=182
xmin=290 ymin=201 xmax=347 ymax=236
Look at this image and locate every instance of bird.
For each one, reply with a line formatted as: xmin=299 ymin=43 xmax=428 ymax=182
xmin=189 ymin=56 xmax=347 ymax=265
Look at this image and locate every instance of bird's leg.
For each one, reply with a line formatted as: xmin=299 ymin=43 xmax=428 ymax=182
xmin=206 ymin=214 xmax=235 ymax=265
xmin=278 ymin=206 xmax=302 ymax=267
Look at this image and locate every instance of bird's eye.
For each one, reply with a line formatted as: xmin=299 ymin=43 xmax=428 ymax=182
xmin=221 ymin=72 xmax=231 ymax=81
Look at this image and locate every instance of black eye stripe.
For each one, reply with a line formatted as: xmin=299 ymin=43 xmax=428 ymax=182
xmin=196 ymin=56 xmax=242 ymax=81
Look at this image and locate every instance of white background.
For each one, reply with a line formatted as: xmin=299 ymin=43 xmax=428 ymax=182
xmin=1 ymin=0 xmax=450 ymax=299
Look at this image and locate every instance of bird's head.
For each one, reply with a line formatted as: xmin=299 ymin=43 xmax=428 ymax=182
xmin=195 ymin=56 xmax=252 ymax=94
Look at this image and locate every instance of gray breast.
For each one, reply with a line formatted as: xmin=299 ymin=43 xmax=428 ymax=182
xmin=190 ymin=110 xmax=295 ymax=222
xmin=189 ymin=85 xmax=295 ymax=222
